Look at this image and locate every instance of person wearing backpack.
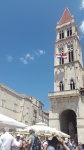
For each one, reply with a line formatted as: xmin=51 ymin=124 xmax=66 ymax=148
xmin=32 ymin=131 xmax=41 ymax=150
xmin=24 ymin=129 xmax=35 ymax=150
xmin=24 ymin=129 xmax=41 ymax=150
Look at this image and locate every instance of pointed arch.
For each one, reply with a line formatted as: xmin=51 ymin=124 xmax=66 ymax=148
xmin=59 ymin=47 xmax=64 ymax=65
xmin=67 ymin=44 xmax=74 ymax=62
xmin=59 ymin=81 xmax=64 ymax=91
xmin=70 ymin=79 xmax=75 ymax=90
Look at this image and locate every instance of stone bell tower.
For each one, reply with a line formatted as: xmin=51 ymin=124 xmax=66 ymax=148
xmin=48 ymin=7 xmax=84 ymax=143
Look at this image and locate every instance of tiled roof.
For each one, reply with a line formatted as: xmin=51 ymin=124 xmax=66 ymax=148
xmin=58 ymin=7 xmax=72 ymax=25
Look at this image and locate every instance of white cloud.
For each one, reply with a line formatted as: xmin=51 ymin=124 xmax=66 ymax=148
xmin=38 ymin=49 xmax=45 ymax=55
xmin=80 ymin=21 xmax=84 ymax=34
xmin=19 ymin=50 xmax=45 ymax=65
xmin=34 ymin=51 xmax=39 ymax=56
xmin=34 ymin=49 xmax=46 ymax=56
xmin=7 ymin=55 xmax=13 ymax=62
xmin=20 ymin=53 xmax=34 ymax=65
xmin=80 ymin=0 xmax=84 ymax=9
xmin=26 ymin=53 xmax=34 ymax=60
xmin=26 ymin=53 xmax=30 ymax=58
xmin=20 ymin=58 xmax=28 ymax=64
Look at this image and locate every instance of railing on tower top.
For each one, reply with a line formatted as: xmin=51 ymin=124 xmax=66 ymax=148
xmin=48 ymin=89 xmax=80 ymax=97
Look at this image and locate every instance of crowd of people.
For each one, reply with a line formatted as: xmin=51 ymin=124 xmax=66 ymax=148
xmin=0 ymin=127 xmax=84 ymax=150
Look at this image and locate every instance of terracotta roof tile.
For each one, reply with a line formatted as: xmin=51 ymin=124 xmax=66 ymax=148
xmin=58 ymin=7 xmax=72 ymax=25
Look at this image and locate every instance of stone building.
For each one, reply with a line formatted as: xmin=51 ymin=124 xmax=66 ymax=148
xmin=0 ymin=83 xmax=23 ymax=121
xmin=48 ymin=8 xmax=84 ymax=143
xmin=29 ymin=96 xmax=43 ymax=125
xmin=0 ymin=83 xmax=49 ymax=126
xmin=29 ymin=96 xmax=49 ymax=125
xmin=19 ymin=94 xmax=33 ymax=125
xmin=43 ymin=111 xmax=49 ymax=126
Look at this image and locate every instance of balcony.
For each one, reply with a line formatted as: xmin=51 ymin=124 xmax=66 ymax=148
xmin=48 ymin=89 xmax=80 ymax=98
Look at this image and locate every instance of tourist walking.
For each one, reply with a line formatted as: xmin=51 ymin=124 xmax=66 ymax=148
xmin=40 ymin=134 xmax=48 ymax=150
xmin=0 ymin=127 xmax=14 ymax=150
xmin=78 ymin=143 xmax=83 ymax=150
xmin=0 ymin=136 xmax=2 ymax=150
xmin=24 ymin=129 xmax=35 ymax=150
xmin=19 ymin=135 xmax=25 ymax=150
xmin=47 ymin=136 xmax=70 ymax=150
xmin=12 ymin=134 xmax=22 ymax=150
xmin=82 ymin=144 xmax=84 ymax=150
xmin=24 ymin=129 xmax=41 ymax=150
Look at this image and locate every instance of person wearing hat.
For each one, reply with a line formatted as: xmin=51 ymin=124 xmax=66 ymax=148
xmin=12 ymin=133 xmax=22 ymax=150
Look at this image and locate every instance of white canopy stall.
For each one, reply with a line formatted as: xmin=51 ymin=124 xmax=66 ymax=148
xmin=24 ymin=122 xmax=59 ymax=135
xmin=0 ymin=114 xmax=27 ymax=129
xmin=23 ymin=122 xmax=70 ymax=138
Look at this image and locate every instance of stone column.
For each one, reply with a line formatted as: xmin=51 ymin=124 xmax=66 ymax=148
xmin=77 ymin=118 xmax=84 ymax=143
xmin=49 ymin=111 xmax=60 ymax=130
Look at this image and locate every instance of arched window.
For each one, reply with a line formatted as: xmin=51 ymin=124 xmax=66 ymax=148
xmin=59 ymin=81 xmax=64 ymax=91
xmin=59 ymin=47 xmax=64 ymax=65
xmin=70 ymin=79 xmax=75 ymax=90
xmin=59 ymin=30 xmax=64 ymax=39
xmin=68 ymin=44 xmax=74 ymax=62
xmin=59 ymin=57 xmax=64 ymax=65
xmin=67 ymin=27 xmax=72 ymax=37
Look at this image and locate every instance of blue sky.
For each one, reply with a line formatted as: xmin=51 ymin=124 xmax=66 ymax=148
xmin=0 ymin=0 xmax=84 ymax=110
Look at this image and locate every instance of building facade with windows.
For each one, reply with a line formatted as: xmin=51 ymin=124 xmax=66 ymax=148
xmin=43 ymin=111 xmax=49 ymax=126
xmin=48 ymin=8 xmax=84 ymax=143
xmin=0 ymin=83 xmax=49 ymax=126
xmin=29 ymin=96 xmax=43 ymax=125
xmin=29 ymin=96 xmax=49 ymax=125
xmin=0 ymin=83 xmax=23 ymax=121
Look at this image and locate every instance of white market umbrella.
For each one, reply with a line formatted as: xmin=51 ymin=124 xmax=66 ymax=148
xmin=59 ymin=131 xmax=70 ymax=138
xmin=52 ymin=128 xmax=70 ymax=138
xmin=24 ymin=122 xmax=70 ymax=138
xmin=0 ymin=114 xmax=27 ymax=129
xmin=16 ymin=128 xmax=29 ymax=135
xmin=24 ymin=122 xmax=60 ymax=136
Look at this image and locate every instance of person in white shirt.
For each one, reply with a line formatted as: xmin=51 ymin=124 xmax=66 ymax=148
xmin=40 ymin=134 xmax=48 ymax=150
xmin=12 ymin=134 xmax=22 ymax=150
xmin=0 ymin=136 xmax=2 ymax=150
xmin=0 ymin=127 xmax=14 ymax=150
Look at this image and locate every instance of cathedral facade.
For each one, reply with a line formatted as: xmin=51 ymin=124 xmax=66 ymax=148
xmin=48 ymin=8 xmax=84 ymax=143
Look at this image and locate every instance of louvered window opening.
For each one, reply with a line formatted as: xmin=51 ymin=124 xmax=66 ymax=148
xmin=70 ymin=79 xmax=75 ymax=90
xmin=59 ymin=47 xmax=64 ymax=65
xmin=59 ymin=30 xmax=64 ymax=39
xmin=67 ymin=44 xmax=74 ymax=62
xmin=59 ymin=81 xmax=64 ymax=91
xmin=67 ymin=27 xmax=72 ymax=37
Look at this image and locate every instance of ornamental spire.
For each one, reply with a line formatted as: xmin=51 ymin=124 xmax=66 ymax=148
xmin=58 ymin=7 xmax=73 ymax=25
